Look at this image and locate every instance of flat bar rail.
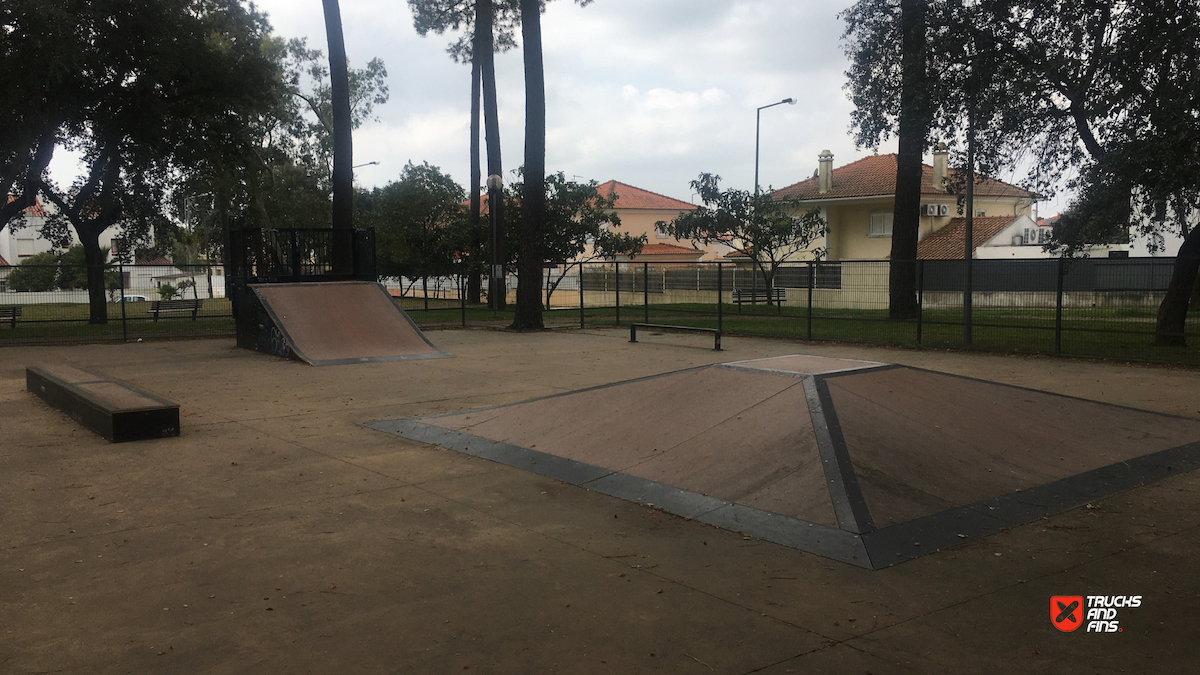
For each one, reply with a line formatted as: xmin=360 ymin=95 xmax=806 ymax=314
xmin=630 ymin=322 xmax=722 ymax=351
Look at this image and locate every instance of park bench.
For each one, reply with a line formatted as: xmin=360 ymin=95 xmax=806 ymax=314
xmin=630 ymin=322 xmax=722 ymax=351
xmin=149 ymin=298 xmax=203 ymax=321
xmin=26 ymin=364 xmax=180 ymax=442
xmin=0 ymin=305 xmax=20 ymax=328
xmin=732 ymin=288 xmax=785 ymax=306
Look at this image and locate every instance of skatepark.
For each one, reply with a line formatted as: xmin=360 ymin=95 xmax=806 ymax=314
xmin=3 ymin=324 xmax=1200 ymax=673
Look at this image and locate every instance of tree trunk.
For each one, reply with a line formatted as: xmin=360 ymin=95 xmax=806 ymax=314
xmin=479 ymin=0 xmax=506 ymax=309
xmin=1154 ymin=224 xmax=1200 ymax=346
xmin=514 ymin=0 xmax=545 ymax=330
xmin=468 ymin=20 xmax=483 ymax=305
xmin=80 ymin=228 xmax=108 ymax=325
xmin=323 ymin=0 xmax=355 ymax=272
xmin=887 ymin=0 xmax=929 ymax=320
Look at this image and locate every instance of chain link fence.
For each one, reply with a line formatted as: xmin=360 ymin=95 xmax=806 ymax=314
xmin=0 ymin=263 xmax=232 ymax=345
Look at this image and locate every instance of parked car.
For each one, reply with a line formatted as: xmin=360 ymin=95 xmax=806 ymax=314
xmin=119 ymin=295 xmax=148 ymax=302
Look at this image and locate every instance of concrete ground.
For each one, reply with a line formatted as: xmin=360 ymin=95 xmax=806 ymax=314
xmin=2 ymin=328 xmax=1199 ymax=674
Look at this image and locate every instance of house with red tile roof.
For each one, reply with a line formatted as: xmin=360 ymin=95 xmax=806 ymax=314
xmin=594 ymin=180 xmax=728 ymax=262
xmin=772 ymin=147 xmax=1038 ymax=261
xmin=619 ymin=242 xmax=704 ymax=264
xmin=916 ymin=215 xmax=1045 ymax=259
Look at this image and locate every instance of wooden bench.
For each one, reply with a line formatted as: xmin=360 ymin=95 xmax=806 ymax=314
xmin=150 ymin=298 xmax=203 ymax=321
xmin=732 ymin=288 xmax=785 ymax=306
xmin=26 ymin=364 xmax=180 ymax=442
xmin=630 ymin=322 xmax=722 ymax=351
xmin=0 ymin=305 xmax=20 ymax=328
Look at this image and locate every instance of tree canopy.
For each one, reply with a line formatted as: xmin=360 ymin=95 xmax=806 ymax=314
xmin=843 ymin=0 xmax=1200 ymax=343
xmin=659 ymin=173 xmax=827 ymax=304
xmin=2 ymin=0 xmax=282 ymax=323
xmin=359 ymin=162 xmax=468 ymax=280
xmin=502 ymin=172 xmax=644 ymax=307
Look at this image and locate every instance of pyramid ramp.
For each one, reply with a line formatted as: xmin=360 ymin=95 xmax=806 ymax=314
xmin=366 ymin=355 xmax=1200 ymax=568
xmin=241 ymin=281 xmax=448 ymax=366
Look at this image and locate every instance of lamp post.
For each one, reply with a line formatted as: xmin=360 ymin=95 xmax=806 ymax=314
xmin=486 ymin=173 xmax=503 ymax=316
xmin=752 ymin=98 xmax=795 ymax=303
xmin=352 ymin=160 xmax=379 ymax=169
xmin=754 ymin=97 xmax=796 ymax=203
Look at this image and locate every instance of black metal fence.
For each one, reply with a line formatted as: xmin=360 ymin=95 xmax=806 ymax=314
xmin=392 ymin=258 xmax=1198 ymax=367
xmin=4 ymin=256 xmax=1198 ymax=367
xmin=0 ymin=263 xmax=233 ymax=345
xmin=227 ymin=227 xmax=376 ymax=284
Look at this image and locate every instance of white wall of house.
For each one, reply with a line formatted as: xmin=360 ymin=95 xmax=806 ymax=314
xmin=1 ymin=213 xmax=120 ymax=263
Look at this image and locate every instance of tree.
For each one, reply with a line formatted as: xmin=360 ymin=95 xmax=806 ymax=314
xmin=5 ymin=251 xmax=61 ymax=292
xmin=177 ymin=36 xmax=388 ymax=261
xmin=846 ymin=0 xmax=1200 ymax=344
xmin=321 ymin=0 xmax=354 ymax=243
xmin=0 ymin=0 xmax=81 ymax=227
xmin=844 ymin=0 xmax=936 ymax=319
xmin=512 ymin=0 xmax=548 ymax=329
xmin=502 ymin=172 xmax=644 ymax=308
xmin=4 ymin=0 xmax=279 ymax=324
xmin=409 ymin=0 xmax=521 ymax=306
xmin=962 ymin=0 xmax=1200 ymax=344
xmin=659 ymin=173 xmax=827 ymax=301
xmin=359 ymin=162 xmax=468 ymax=282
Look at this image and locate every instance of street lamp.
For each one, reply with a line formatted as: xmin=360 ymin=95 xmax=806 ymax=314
xmin=486 ymin=173 xmax=503 ymax=315
xmin=352 ymin=160 xmax=379 ymax=169
xmin=754 ymin=97 xmax=796 ymax=202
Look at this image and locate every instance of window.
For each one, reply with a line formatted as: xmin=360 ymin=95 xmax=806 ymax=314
xmin=656 ymin=230 xmax=670 ymax=239
xmin=868 ymin=212 xmax=893 ymax=237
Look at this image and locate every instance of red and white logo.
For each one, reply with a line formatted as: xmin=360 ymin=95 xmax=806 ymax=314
xmin=1051 ymin=596 xmax=1084 ymax=632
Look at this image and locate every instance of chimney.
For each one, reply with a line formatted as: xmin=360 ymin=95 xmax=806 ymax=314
xmin=818 ymin=150 xmax=834 ymax=194
xmin=932 ymin=141 xmax=948 ymax=192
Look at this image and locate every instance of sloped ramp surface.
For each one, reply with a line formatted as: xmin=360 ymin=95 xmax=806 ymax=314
xmin=366 ymin=355 xmax=1200 ymax=568
xmin=252 ymin=281 xmax=448 ymax=366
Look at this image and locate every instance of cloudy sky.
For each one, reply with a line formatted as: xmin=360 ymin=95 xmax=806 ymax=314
xmin=253 ymin=0 xmax=903 ymax=203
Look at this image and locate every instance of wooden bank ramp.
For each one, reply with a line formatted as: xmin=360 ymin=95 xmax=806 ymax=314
xmin=367 ymin=355 xmax=1200 ymax=569
xmin=252 ymin=281 xmax=448 ymax=366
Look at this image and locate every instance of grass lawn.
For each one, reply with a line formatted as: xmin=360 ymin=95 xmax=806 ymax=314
xmin=0 ymin=299 xmax=234 ymax=345
xmin=5 ymin=295 xmax=1196 ymax=367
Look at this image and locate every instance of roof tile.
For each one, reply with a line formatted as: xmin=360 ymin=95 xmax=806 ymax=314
xmin=632 ymin=243 xmax=703 ymax=257
xmin=772 ymin=154 xmax=1034 ymax=202
xmin=597 ymin=180 xmax=696 ymax=211
xmin=916 ymin=216 xmax=1019 ymax=259
xmin=6 ymin=194 xmax=47 ymax=217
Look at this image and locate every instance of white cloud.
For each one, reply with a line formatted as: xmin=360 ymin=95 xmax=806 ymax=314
xmin=218 ymin=1 xmax=907 ymax=201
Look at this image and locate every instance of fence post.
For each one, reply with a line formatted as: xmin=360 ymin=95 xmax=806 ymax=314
xmin=579 ymin=263 xmax=585 ymax=328
xmin=1055 ymin=257 xmax=1065 ymax=356
xmin=290 ymin=230 xmax=300 ymax=281
xmin=963 ymin=256 xmax=973 ymax=346
xmin=717 ymin=262 xmax=724 ymax=336
xmin=916 ymin=260 xmax=924 ymax=344
xmin=643 ymin=261 xmax=649 ymax=325
xmin=807 ymin=262 xmax=814 ymax=341
xmin=614 ymin=261 xmax=620 ymax=326
xmin=119 ymin=262 xmax=128 ymax=343
xmin=460 ymin=269 xmax=467 ymax=327
xmin=423 ymin=276 xmax=429 ymax=312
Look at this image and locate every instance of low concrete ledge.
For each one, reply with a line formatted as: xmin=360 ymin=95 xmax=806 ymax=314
xmin=26 ymin=364 xmax=180 ymax=443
